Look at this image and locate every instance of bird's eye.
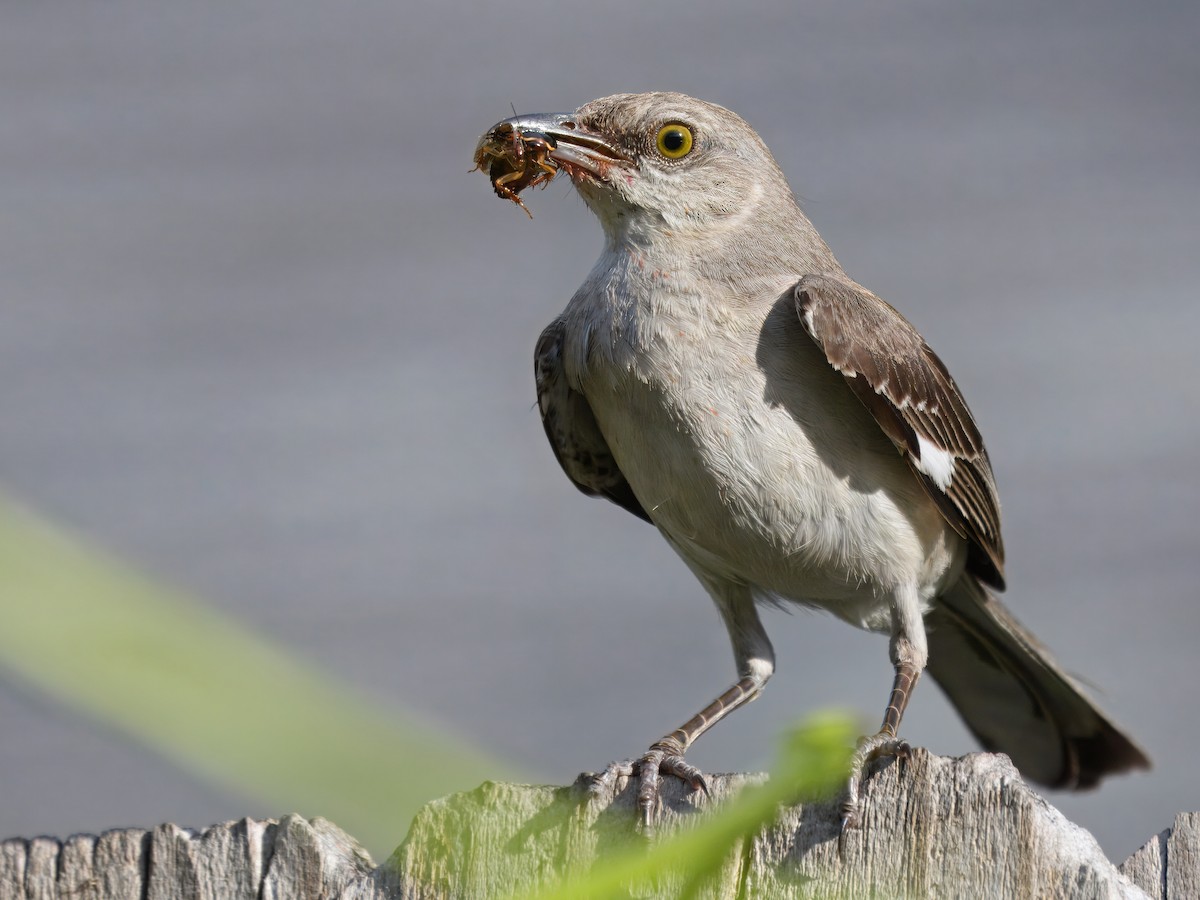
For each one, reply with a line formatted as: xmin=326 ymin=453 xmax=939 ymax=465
xmin=655 ymin=123 xmax=694 ymax=159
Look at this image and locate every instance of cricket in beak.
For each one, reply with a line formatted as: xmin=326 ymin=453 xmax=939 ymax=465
xmin=473 ymin=112 xmax=629 ymax=216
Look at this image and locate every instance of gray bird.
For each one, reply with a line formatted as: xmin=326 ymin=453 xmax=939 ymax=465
xmin=477 ymin=92 xmax=1148 ymax=828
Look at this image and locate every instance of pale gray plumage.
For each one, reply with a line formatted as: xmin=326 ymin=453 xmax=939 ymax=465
xmin=486 ymin=92 xmax=1148 ymax=825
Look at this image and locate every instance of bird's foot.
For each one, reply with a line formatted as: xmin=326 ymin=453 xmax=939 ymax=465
xmin=584 ymin=741 xmax=710 ymax=831
xmin=839 ymin=731 xmax=910 ymax=838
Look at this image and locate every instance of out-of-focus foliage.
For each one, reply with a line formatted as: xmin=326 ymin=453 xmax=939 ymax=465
xmin=0 ymin=496 xmax=520 ymax=854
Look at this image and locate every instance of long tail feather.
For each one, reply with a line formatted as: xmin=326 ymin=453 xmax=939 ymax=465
xmin=926 ymin=576 xmax=1149 ymax=788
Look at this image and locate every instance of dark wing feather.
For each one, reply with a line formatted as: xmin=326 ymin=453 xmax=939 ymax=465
xmin=794 ymin=274 xmax=1005 ymax=588
xmin=534 ymin=319 xmax=650 ymax=522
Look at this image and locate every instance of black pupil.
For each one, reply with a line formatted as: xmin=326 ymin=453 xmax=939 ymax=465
xmin=662 ymin=129 xmax=686 ymax=152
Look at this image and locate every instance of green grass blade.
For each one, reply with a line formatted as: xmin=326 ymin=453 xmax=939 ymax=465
xmin=0 ymin=496 xmax=521 ymax=855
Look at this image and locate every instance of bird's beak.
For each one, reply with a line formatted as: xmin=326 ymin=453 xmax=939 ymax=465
xmin=475 ymin=112 xmax=630 ymax=180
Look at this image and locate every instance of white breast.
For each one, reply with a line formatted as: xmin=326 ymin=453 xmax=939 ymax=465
xmin=562 ymin=253 xmax=964 ymax=630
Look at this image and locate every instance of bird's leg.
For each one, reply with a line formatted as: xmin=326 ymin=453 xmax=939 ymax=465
xmin=588 ymin=672 xmax=768 ymax=829
xmin=641 ymin=674 xmax=763 ymax=815
xmin=841 ymin=587 xmax=927 ymax=833
xmin=587 ymin=579 xmax=774 ymax=830
xmin=840 ymin=660 xmax=919 ymax=829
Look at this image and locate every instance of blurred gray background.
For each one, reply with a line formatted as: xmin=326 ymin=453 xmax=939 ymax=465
xmin=2 ymin=0 xmax=1196 ymax=861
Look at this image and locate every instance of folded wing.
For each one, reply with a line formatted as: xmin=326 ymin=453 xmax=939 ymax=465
xmin=794 ymin=274 xmax=1005 ymax=588
xmin=535 ymin=319 xmax=650 ymax=522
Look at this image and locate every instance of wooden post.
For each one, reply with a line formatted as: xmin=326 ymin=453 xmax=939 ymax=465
xmin=0 ymin=751 xmax=1193 ymax=898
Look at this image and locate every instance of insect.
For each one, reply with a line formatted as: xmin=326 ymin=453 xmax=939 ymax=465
xmin=473 ymin=123 xmax=559 ymax=218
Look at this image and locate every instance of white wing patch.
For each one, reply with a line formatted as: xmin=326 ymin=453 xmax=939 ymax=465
xmin=914 ymin=433 xmax=956 ymax=491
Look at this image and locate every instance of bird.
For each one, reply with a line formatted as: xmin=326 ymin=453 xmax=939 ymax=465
xmin=475 ymin=92 xmax=1149 ymax=829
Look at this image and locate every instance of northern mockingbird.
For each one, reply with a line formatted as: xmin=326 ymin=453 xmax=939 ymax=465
xmin=475 ymin=92 xmax=1148 ymax=828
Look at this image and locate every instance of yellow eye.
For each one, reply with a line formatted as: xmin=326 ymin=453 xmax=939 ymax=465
xmin=655 ymin=123 xmax=694 ymax=159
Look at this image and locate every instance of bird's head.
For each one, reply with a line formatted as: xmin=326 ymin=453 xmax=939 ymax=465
xmin=478 ymin=92 xmax=799 ymax=244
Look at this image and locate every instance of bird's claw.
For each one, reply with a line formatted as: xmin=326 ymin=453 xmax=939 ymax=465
xmin=839 ymin=732 xmax=912 ymax=850
xmin=584 ymin=747 xmax=709 ymax=831
xmin=583 ymin=759 xmax=635 ymax=800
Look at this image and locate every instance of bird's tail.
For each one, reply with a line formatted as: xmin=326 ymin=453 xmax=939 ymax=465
xmin=925 ymin=575 xmax=1149 ymax=789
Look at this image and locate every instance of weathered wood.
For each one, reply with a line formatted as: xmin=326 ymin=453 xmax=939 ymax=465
xmin=0 ymin=816 xmax=377 ymax=900
xmin=1120 ymin=812 xmax=1200 ymax=900
xmin=388 ymin=751 xmax=1151 ymax=899
xmin=0 ymin=752 xmax=1191 ymax=899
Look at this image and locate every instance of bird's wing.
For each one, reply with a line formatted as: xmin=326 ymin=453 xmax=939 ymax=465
xmin=534 ymin=319 xmax=651 ymax=522
xmin=793 ymin=273 xmax=1005 ymax=588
